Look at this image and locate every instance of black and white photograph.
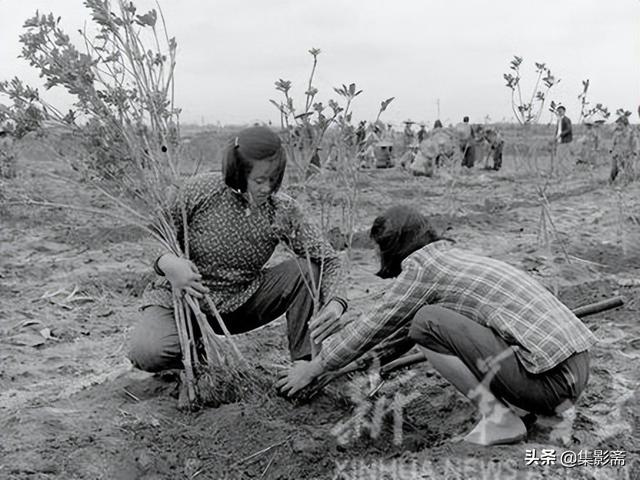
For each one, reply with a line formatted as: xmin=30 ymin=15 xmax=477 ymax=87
xmin=0 ymin=1 xmax=638 ymax=478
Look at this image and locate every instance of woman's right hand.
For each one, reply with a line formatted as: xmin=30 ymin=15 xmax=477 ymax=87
xmin=158 ymin=254 xmax=209 ymax=299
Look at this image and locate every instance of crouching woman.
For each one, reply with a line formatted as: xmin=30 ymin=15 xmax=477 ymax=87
xmin=128 ymin=126 xmax=347 ymax=372
xmin=278 ymin=205 xmax=597 ymax=446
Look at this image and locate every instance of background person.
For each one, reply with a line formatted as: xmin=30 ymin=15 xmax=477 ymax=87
xmin=555 ymin=106 xmax=573 ymax=144
xmin=609 ymin=113 xmax=639 ymax=183
xmin=482 ymin=127 xmax=504 ymax=171
xmin=0 ymin=122 xmax=17 ymax=179
xmin=417 ymin=123 xmax=427 ymax=143
xmin=456 ymin=116 xmax=476 ymax=168
xmin=555 ymin=106 xmax=573 ymax=168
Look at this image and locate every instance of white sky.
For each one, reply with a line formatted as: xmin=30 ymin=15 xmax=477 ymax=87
xmin=1 ymin=0 xmax=639 ymax=126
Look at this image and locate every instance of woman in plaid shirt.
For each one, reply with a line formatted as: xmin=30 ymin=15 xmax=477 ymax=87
xmin=279 ymin=205 xmax=597 ymax=446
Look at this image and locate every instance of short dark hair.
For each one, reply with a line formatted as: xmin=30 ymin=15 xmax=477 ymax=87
xmin=222 ymin=127 xmax=287 ymax=193
xmin=370 ymin=205 xmax=447 ymax=278
xmin=463 ymin=116 xmax=469 ymax=123
xmin=557 ymin=106 xmax=566 ymax=113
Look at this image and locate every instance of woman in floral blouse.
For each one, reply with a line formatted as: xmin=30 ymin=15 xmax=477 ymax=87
xmin=128 ymin=126 xmax=347 ymax=372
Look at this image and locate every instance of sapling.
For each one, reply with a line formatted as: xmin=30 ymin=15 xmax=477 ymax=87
xmin=0 ymin=0 xmax=252 ymax=409
xmin=504 ymin=56 xmax=560 ymax=125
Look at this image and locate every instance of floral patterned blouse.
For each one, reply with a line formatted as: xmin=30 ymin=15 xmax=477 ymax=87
xmin=142 ymin=173 xmax=343 ymax=314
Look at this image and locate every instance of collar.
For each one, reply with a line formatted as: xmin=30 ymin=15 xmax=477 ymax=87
xmin=403 ymin=239 xmax=454 ymax=266
xmin=228 ymin=187 xmax=275 ymax=211
xmin=422 ymin=239 xmax=455 ymax=253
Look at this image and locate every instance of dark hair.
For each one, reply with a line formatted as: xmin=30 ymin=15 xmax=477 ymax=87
xmin=557 ymin=106 xmax=566 ymax=113
xmin=463 ymin=116 xmax=469 ymax=123
xmin=370 ymin=205 xmax=447 ymax=278
xmin=223 ymin=126 xmax=286 ymax=193
xmin=433 ymin=119 xmax=443 ymax=129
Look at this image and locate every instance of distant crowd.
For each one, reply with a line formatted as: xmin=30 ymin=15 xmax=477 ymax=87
xmin=303 ymin=106 xmax=638 ymax=183
xmin=1 ymin=106 xmax=638 ymax=184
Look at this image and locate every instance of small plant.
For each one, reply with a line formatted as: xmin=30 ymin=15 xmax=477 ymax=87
xmin=271 ymin=49 xmax=393 ymax=254
xmin=271 ymin=49 xmax=393 ymax=184
xmin=514 ymin=138 xmax=572 ymax=295
xmin=577 ymin=79 xmax=610 ymax=123
xmin=269 ymin=49 xmax=395 ymax=358
xmin=503 ymin=56 xmax=560 ymax=125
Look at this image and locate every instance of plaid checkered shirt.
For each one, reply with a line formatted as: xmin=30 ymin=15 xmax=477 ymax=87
xmin=319 ymin=240 xmax=598 ymax=374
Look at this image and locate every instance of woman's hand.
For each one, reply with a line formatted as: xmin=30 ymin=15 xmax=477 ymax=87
xmin=310 ymin=300 xmax=345 ymax=344
xmin=276 ymin=359 xmax=325 ymax=397
xmin=158 ymin=253 xmax=209 ymax=299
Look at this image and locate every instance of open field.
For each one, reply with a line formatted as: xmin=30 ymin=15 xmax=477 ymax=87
xmin=1 ymin=129 xmax=639 ymax=479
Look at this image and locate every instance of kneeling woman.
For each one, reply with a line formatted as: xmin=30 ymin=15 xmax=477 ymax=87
xmin=129 ymin=126 xmax=346 ymax=372
xmin=279 ymin=205 xmax=597 ymax=445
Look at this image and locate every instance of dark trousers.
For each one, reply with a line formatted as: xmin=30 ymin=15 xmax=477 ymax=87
xmin=128 ymin=259 xmax=319 ymax=372
xmin=492 ymin=147 xmax=503 ymax=170
xmin=462 ymin=143 xmax=476 ymax=168
xmin=408 ymin=305 xmax=590 ymax=415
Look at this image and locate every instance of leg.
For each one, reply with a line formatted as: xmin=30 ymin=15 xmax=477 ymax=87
xmin=461 ymin=145 xmax=469 ymax=167
xmin=409 ymin=305 xmax=582 ymax=414
xmin=493 ymin=148 xmax=502 ymax=171
xmin=467 ymin=143 xmax=476 ymax=168
xmin=128 ymin=305 xmax=182 ymax=372
xmin=610 ymin=156 xmax=619 ymax=182
xmin=221 ymin=259 xmax=319 ymax=361
xmin=408 ymin=306 xmax=526 ymax=445
xmin=408 ymin=306 xmax=579 ymax=445
xmin=415 ymin=343 xmax=527 ymax=445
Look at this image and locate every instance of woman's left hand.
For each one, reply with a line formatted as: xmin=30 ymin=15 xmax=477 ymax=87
xmin=276 ymin=359 xmax=324 ymax=397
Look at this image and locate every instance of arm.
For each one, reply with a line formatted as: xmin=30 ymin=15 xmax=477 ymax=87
xmin=318 ymin=258 xmax=426 ymax=370
xmin=154 ymin=175 xmax=220 ymax=297
xmin=277 ymin=259 xmax=427 ymax=396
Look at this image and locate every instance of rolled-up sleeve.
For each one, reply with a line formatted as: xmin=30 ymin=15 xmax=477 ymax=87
xmin=318 ymin=258 xmax=428 ymax=371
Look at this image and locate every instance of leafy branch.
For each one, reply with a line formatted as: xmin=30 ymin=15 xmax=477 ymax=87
xmin=577 ymin=79 xmax=610 ymax=123
xmin=503 ymin=56 xmax=559 ymax=124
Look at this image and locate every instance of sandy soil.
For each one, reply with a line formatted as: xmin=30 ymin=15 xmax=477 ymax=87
xmin=1 ymin=141 xmax=639 ymax=479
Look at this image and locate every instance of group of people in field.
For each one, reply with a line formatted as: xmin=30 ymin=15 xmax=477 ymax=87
xmin=556 ymin=106 xmax=640 ymax=183
xmin=129 ymin=125 xmax=600 ymax=447
xmin=397 ymin=117 xmax=505 ymax=176
xmin=354 ymin=106 xmax=639 ymax=181
xmin=351 ymin=117 xmax=504 ymax=174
